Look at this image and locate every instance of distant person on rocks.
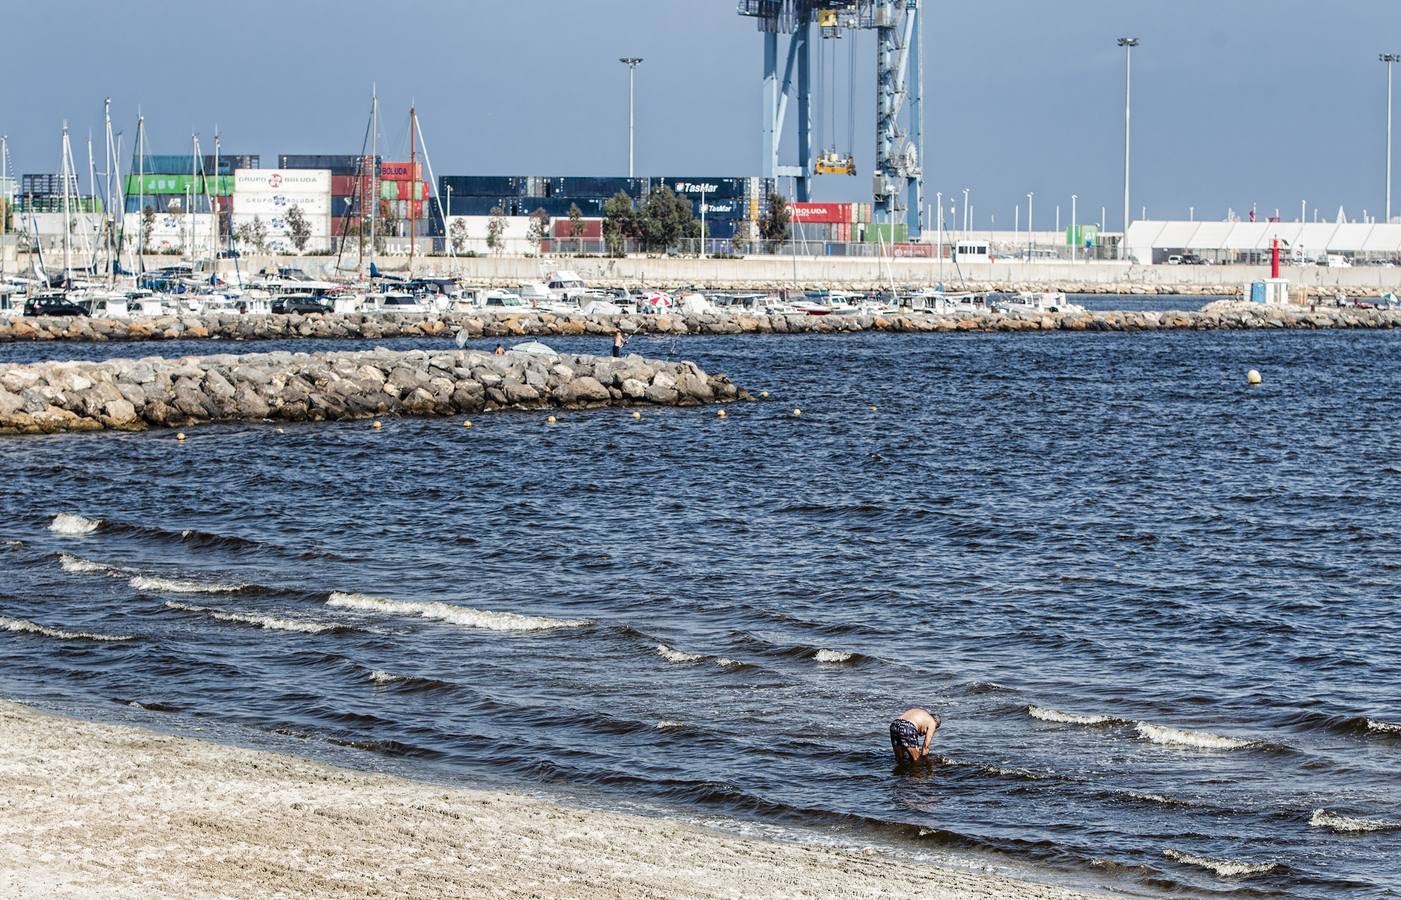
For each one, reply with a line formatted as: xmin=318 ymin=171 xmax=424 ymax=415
xmin=612 ymin=329 xmax=626 ymax=358
xmin=889 ymin=708 xmax=941 ymax=766
xmin=494 ymin=343 xmax=506 ymax=356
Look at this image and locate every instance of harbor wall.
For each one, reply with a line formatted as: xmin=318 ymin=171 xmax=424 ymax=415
xmin=0 ymin=347 xmax=745 ymax=435
xmin=2 ymin=302 xmax=1398 ymax=347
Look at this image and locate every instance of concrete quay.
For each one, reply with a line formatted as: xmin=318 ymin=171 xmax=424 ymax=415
xmin=0 ymin=348 xmax=745 ymax=435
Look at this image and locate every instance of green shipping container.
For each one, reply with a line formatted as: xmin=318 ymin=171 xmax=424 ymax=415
xmin=380 ymin=180 xmax=425 ymax=201
xmin=124 ymin=174 xmax=233 ymax=196
xmin=864 ymin=223 xmax=908 ymax=244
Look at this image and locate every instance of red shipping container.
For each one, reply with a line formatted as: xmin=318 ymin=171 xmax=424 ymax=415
xmin=551 ymin=218 xmax=604 ymax=239
xmin=379 ymin=161 xmax=423 ymax=181
xmin=790 ymin=202 xmax=851 ymax=225
xmin=331 ymin=174 xmax=375 ymax=196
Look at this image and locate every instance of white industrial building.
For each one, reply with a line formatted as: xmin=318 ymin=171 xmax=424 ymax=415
xmin=1125 ymin=221 xmax=1401 ymax=266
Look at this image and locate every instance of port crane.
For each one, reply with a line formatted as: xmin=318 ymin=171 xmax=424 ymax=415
xmin=738 ymin=0 xmax=923 ymax=235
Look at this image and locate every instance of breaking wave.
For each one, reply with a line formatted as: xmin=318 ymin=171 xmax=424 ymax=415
xmin=327 ymin=592 xmax=587 ymax=631
xmin=655 ymin=720 xmax=687 ymax=730
xmin=1366 ymin=719 xmax=1401 ymax=735
xmin=49 ymin=514 xmax=100 ymax=535
xmin=1136 ymin=722 xmax=1254 ymax=750
xmin=58 ymin=553 xmax=125 ymax=576
xmin=656 ymin=644 xmax=704 ymax=664
xmin=1162 ymin=849 xmax=1280 ymax=878
xmin=814 ymin=648 xmax=853 ymax=664
xmin=0 ymin=615 xmax=133 ymax=642
xmin=1309 ymin=810 xmax=1401 ymax=834
xmin=1028 ymin=705 xmax=1118 ymax=726
xmin=130 ymin=575 xmax=247 ymax=595
xmin=164 ymin=601 xmax=345 ymax=634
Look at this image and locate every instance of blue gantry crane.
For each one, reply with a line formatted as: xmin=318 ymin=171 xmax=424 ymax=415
xmin=738 ymin=0 xmax=923 ymax=235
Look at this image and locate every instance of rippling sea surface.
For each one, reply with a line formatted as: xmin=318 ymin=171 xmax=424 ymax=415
xmin=3 ymin=321 xmax=1398 ymax=898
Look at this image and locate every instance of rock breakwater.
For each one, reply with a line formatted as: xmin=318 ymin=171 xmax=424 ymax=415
xmin=0 ymin=348 xmax=745 ymax=435
xmin=2 ymin=301 xmax=1398 ymax=345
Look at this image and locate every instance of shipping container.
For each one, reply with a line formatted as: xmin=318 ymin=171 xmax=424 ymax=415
xmin=330 ymin=174 xmax=376 ymax=197
xmin=379 ymin=180 xmax=428 ymax=201
xmin=699 ymin=218 xmax=737 ymax=240
xmin=789 ymin=202 xmax=851 ymax=225
xmin=124 ymin=174 xmax=234 ymax=196
xmin=651 ymin=176 xmax=748 ymax=201
xmin=232 ymin=211 xmax=331 ymax=237
xmin=378 ymin=161 xmax=422 ymax=181
xmin=20 ymin=195 xmax=104 ymax=213
xmin=865 ymin=223 xmax=909 ymax=244
xmin=124 ymin=195 xmax=212 ymax=214
xmin=133 ymin=154 xmax=259 ymax=175
xmin=439 ymin=175 xmax=523 ymax=198
xmin=550 ymin=217 xmax=604 ymax=239
xmin=233 ymin=193 xmax=332 ymax=216
xmin=235 ymin=168 xmax=332 ymax=194
xmin=546 ymin=176 xmax=648 ymax=199
xmin=278 ymin=154 xmax=377 ymax=175
xmin=19 ymin=173 xmax=78 ymax=197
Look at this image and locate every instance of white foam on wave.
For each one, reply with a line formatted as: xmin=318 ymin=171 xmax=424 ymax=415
xmin=655 ymin=720 xmax=686 ymax=730
xmin=164 ymin=601 xmax=338 ymax=634
xmin=49 ymin=514 xmax=100 ymax=535
xmin=716 ymin=657 xmax=741 ymax=668
xmin=1309 ymin=809 xmax=1401 ymax=834
xmin=327 ymin=592 xmax=586 ymax=632
xmin=1136 ymin=722 xmax=1253 ymax=750
xmin=1162 ymin=849 xmax=1279 ymax=878
xmin=369 ymin=670 xmax=402 ymax=685
xmin=1028 ymin=705 xmax=1115 ymax=726
xmin=656 ymin=644 xmax=704 ymax=664
xmin=58 ymin=553 xmax=124 ymax=576
xmin=1366 ymin=718 xmax=1401 ymax=735
xmin=130 ymin=575 xmax=245 ymax=595
xmin=814 ymin=649 xmax=853 ymax=663
xmin=0 ymin=615 xmax=133 ymax=643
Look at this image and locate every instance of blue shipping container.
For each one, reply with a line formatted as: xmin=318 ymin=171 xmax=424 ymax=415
xmin=440 ymin=175 xmax=524 ymax=198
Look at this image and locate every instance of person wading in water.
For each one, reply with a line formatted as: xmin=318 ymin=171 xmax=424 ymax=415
xmin=889 ymin=708 xmax=941 ymax=766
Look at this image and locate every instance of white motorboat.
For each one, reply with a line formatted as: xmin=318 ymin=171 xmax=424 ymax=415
xmin=993 ymin=291 xmax=1083 ymax=315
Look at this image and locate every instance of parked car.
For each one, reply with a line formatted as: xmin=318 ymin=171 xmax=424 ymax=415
xmin=270 ymin=295 xmax=333 ymax=314
xmin=24 ymin=296 xmax=90 ymax=317
xmin=1180 ymin=254 xmax=1209 ymax=265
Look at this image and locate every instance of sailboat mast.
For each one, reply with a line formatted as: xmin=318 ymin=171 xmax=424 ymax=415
xmin=409 ymin=105 xmax=416 ymax=271
xmin=61 ymin=124 xmax=72 ymax=280
xmin=369 ymin=88 xmax=378 ymax=279
xmin=136 ymin=115 xmax=146 ymax=264
xmin=190 ymin=134 xmax=198 ymax=258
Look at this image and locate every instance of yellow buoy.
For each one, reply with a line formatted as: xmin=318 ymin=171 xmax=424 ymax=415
xmin=372 ymin=420 xmax=382 ymax=429
xmin=175 ymin=432 xmax=187 ymax=442
xmin=631 ymin=411 xmax=642 ymax=420
xmin=792 ymin=408 xmax=802 ymax=417
xmin=716 ymin=409 xmax=727 ymax=418
xmin=1247 ymin=369 xmax=1262 ymax=386
xmin=760 ymin=391 xmax=770 ymax=399
xmin=462 ymin=420 xmax=473 ymax=428
xmin=546 ymin=415 xmax=557 ymax=425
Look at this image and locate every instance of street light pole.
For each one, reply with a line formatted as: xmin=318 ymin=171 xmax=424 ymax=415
xmin=1027 ymin=192 xmax=1034 ymax=261
xmin=1071 ymin=194 xmax=1078 ymax=263
xmin=1383 ymin=54 xmax=1399 ymax=223
xmin=962 ymin=188 xmax=970 ymax=237
xmin=619 ymin=58 xmax=643 ymax=178
xmin=1117 ymin=37 xmax=1139 ymax=260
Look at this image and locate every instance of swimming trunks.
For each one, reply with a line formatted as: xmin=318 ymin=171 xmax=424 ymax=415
xmin=890 ymin=718 xmax=922 ymax=750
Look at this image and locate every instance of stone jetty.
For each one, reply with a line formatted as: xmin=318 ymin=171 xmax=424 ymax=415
xmin=1 ymin=301 xmax=1399 ymax=346
xmin=0 ymin=348 xmax=746 ymax=435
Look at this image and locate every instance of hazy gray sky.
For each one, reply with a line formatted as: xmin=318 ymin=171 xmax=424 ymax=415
xmin=3 ymin=0 xmax=1399 ymax=227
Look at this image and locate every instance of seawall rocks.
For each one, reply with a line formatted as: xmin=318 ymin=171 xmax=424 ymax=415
xmin=0 ymin=348 xmax=745 ymax=435
xmin=2 ymin=302 xmax=1400 ymax=345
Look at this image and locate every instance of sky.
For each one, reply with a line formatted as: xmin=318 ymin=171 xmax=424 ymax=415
xmin=2 ymin=0 xmax=1400 ymax=229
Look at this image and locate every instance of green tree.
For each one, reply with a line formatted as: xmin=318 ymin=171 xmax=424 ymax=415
xmin=602 ymin=191 xmax=639 ymax=256
xmin=449 ymin=219 xmax=467 ymax=254
xmin=285 ymin=204 xmax=312 ymax=253
xmin=486 ymin=206 xmax=506 ymax=253
xmin=638 ymin=186 xmax=696 ymax=253
xmin=759 ymin=192 xmax=790 ymax=250
xmin=527 ymin=207 xmax=549 ymax=254
xmin=568 ymin=203 xmax=584 ymax=238
xmin=235 ymin=215 xmax=269 ymax=254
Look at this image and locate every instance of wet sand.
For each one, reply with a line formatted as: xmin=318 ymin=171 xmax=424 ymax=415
xmin=0 ymin=701 xmax=1103 ymax=899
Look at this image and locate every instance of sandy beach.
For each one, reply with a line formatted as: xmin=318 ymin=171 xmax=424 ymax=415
xmin=0 ymin=701 xmax=1100 ymax=899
